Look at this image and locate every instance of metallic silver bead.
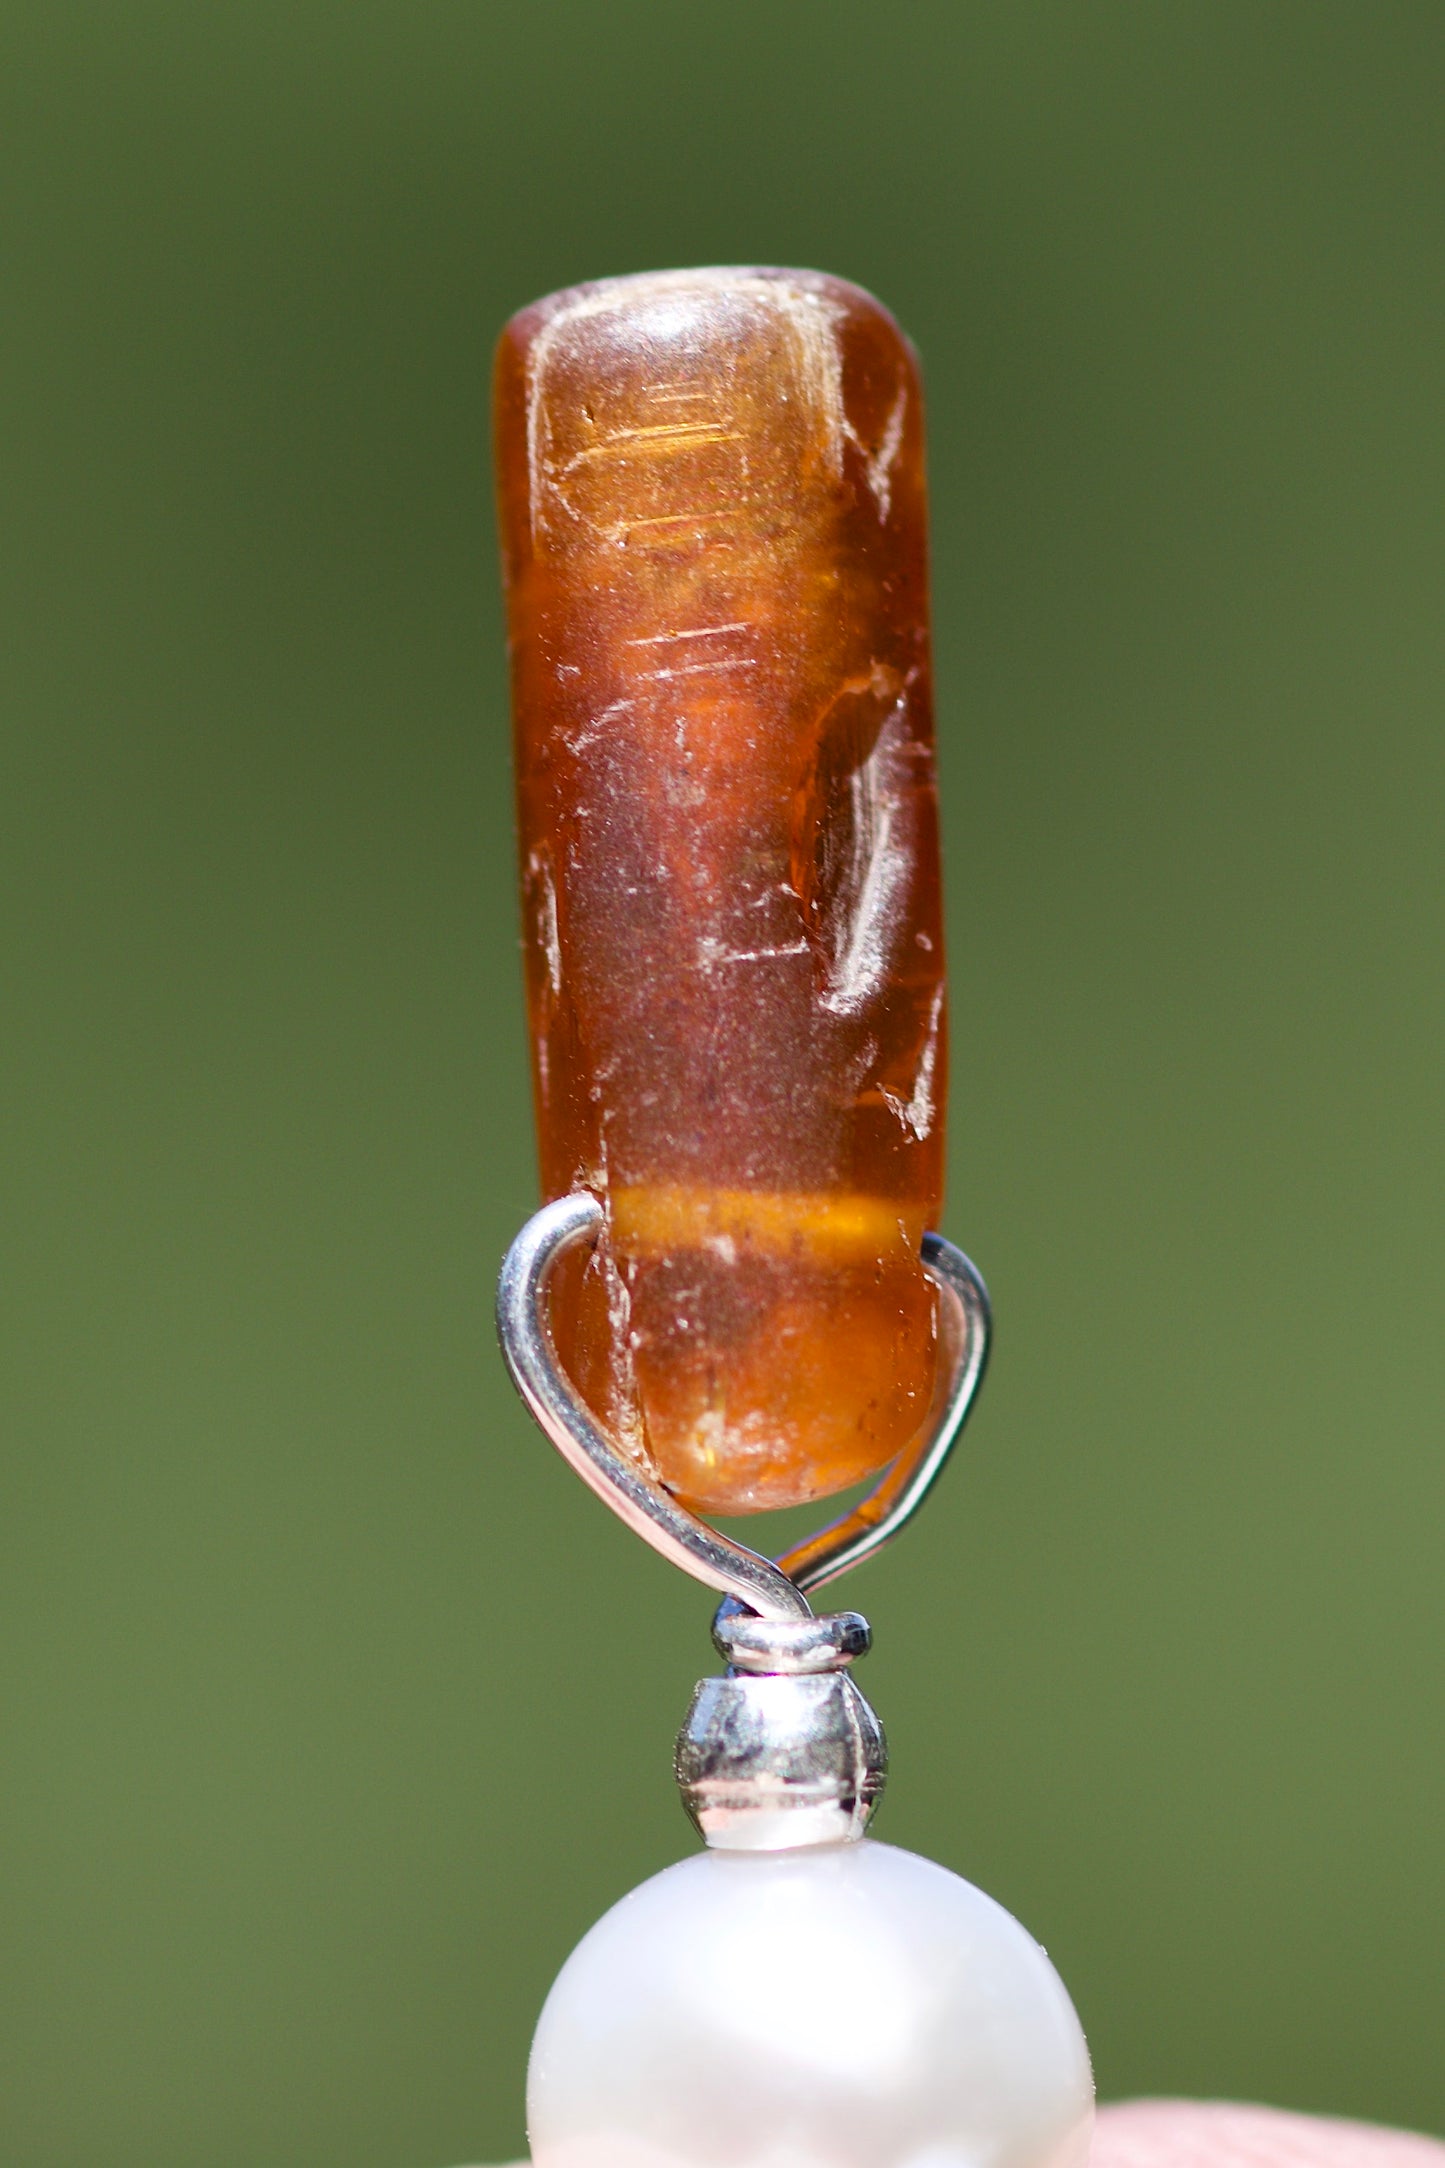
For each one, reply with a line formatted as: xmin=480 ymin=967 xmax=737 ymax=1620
xmin=674 ymin=1666 xmax=887 ymax=1851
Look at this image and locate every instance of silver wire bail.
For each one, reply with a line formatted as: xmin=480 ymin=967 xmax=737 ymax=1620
xmin=495 ymin=1190 xmax=991 ymax=1846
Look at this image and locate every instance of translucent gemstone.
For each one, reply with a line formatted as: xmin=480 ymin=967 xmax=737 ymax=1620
xmin=495 ymin=268 xmax=947 ymax=1513
xmin=528 ymin=1841 xmax=1094 ymax=2168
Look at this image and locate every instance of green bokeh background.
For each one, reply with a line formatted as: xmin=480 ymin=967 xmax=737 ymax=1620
xmin=2 ymin=5 xmax=1442 ymax=2163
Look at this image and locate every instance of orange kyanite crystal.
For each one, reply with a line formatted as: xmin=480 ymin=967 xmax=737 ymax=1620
xmin=495 ymin=268 xmax=946 ymax=1513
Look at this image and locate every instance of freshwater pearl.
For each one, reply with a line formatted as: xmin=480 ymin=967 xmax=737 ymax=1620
xmin=529 ymin=1839 xmax=1093 ymax=2168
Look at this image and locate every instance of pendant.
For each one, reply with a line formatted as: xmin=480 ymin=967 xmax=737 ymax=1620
xmin=493 ymin=269 xmax=1094 ymax=2168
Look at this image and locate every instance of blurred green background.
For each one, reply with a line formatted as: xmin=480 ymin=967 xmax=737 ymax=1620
xmin=2 ymin=4 xmax=1442 ymax=2163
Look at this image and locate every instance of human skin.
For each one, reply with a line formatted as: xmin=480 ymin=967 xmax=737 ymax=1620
xmin=1092 ymin=2102 xmax=1445 ymax=2168
xmin=478 ymin=2098 xmax=1445 ymax=2168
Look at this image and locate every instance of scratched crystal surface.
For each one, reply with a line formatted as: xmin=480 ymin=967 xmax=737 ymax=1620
xmin=495 ymin=268 xmax=947 ymax=1513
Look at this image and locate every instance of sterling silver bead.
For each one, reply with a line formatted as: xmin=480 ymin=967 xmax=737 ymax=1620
xmin=675 ymin=1612 xmax=887 ymax=1850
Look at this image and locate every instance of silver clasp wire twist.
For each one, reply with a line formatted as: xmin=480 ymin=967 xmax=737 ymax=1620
xmin=495 ymin=1191 xmax=991 ymax=1624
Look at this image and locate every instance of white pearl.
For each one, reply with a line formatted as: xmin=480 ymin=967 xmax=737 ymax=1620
xmin=529 ymin=1839 xmax=1093 ymax=2168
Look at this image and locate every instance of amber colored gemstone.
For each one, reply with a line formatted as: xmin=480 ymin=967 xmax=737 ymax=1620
xmin=495 ymin=268 xmax=947 ymax=1515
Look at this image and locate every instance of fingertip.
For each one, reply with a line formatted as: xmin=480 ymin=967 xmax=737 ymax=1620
xmin=1094 ymin=2100 xmax=1445 ymax=2168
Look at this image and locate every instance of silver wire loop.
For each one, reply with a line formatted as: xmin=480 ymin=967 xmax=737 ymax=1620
xmin=713 ymin=1609 xmax=872 ymax=1675
xmin=771 ymin=1227 xmax=992 ymax=1597
xmin=495 ymin=1191 xmax=991 ymax=1622
xmin=496 ymin=1192 xmax=809 ymax=1622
